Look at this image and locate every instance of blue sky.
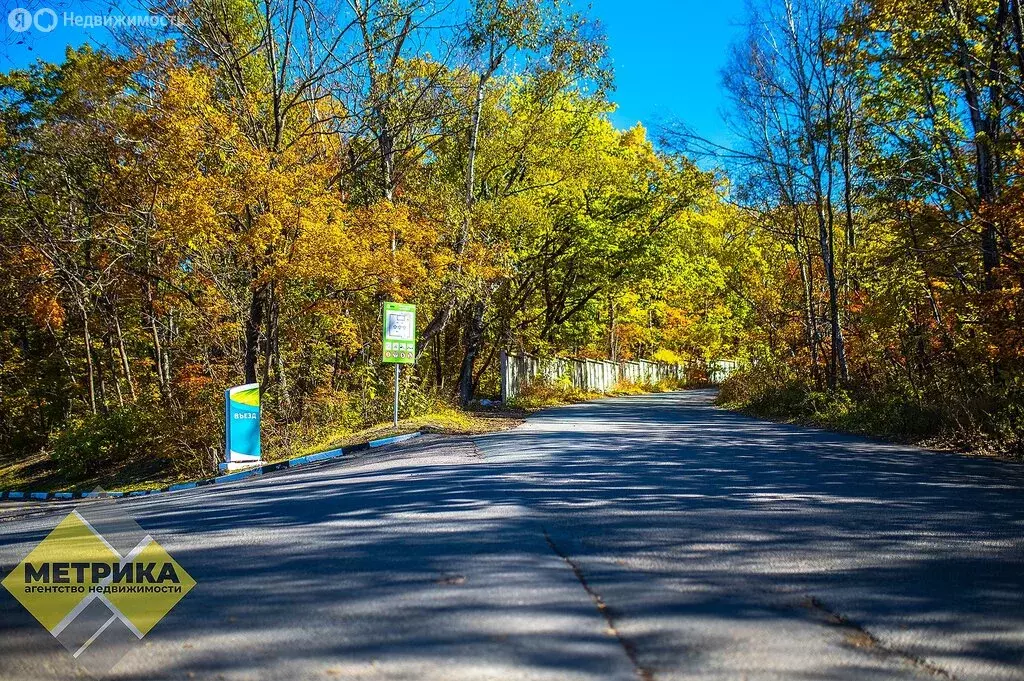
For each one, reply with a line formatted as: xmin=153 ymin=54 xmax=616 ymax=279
xmin=0 ymin=0 xmax=744 ymax=146
xmin=588 ymin=0 xmax=745 ymax=148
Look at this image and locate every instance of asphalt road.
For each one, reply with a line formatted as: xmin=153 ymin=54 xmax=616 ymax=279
xmin=2 ymin=389 xmax=1023 ymax=680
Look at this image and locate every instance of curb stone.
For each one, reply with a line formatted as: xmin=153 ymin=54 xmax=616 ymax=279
xmin=368 ymin=432 xmax=421 ymax=448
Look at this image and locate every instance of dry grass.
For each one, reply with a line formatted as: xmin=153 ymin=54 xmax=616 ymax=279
xmin=508 ymin=382 xmax=602 ymax=410
xmin=0 ymin=405 xmax=526 ymax=493
xmin=0 ymin=448 xmax=173 ymax=493
xmin=282 ymin=405 xmax=525 ymax=461
xmin=510 ymin=378 xmax=684 ymax=409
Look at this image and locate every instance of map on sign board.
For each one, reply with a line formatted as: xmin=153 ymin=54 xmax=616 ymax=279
xmin=386 ymin=311 xmax=414 ymax=341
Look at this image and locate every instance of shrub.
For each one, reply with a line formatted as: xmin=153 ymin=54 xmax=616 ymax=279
xmin=647 ymin=376 xmax=686 ymax=392
xmin=611 ymin=379 xmax=646 ymax=395
xmin=717 ymin=369 xmax=946 ymax=443
xmin=49 ymin=406 xmax=167 ymax=481
xmin=508 ymin=380 xmax=598 ymax=410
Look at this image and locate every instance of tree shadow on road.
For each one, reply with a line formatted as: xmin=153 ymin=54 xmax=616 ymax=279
xmin=1 ymin=390 xmax=1022 ymax=680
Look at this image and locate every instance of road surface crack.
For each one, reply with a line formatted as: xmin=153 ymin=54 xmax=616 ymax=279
xmin=802 ymin=596 xmax=958 ymax=679
xmin=543 ymin=528 xmax=654 ymax=681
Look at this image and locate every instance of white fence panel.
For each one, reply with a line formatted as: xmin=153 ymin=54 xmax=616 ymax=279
xmin=499 ymin=350 xmax=740 ymax=402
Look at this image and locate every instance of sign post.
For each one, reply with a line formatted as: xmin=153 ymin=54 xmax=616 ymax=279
xmin=382 ymin=302 xmax=416 ymax=427
xmin=222 ymin=383 xmax=261 ymax=471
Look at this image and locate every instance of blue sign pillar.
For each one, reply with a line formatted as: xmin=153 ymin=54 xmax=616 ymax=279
xmin=223 ymin=383 xmax=261 ymax=471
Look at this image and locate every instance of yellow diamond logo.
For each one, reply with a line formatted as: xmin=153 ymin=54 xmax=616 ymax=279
xmin=106 ymin=537 xmax=196 ymax=636
xmin=2 ymin=504 xmax=195 ymax=673
xmin=2 ymin=512 xmax=119 ymax=632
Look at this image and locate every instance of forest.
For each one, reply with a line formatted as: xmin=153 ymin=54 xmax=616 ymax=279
xmin=0 ymin=0 xmax=1020 ymax=488
xmin=700 ymin=0 xmax=1023 ymax=456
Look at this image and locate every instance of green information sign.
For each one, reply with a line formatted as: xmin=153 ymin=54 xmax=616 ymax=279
xmin=382 ymin=302 xmax=416 ymax=364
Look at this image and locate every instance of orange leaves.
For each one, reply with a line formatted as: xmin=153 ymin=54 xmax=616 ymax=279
xmin=26 ymin=291 xmax=65 ymax=330
xmin=174 ymin=365 xmax=215 ymax=397
xmin=4 ymin=247 xmax=64 ymax=330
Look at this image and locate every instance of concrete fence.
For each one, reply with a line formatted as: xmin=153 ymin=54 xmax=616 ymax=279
xmin=709 ymin=359 xmax=740 ymax=384
xmin=499 ymin=351 xmax=741 ymax=403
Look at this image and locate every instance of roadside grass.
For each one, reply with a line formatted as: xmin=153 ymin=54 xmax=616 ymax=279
xmin=0 ymin=378 xmax=688 ymax=494
xmin=285 ymin=406 xmax=525 ymax=462
xmin=0 ymin=405 xmax=527 ymax=494
xmin=712 ymin=370 xmax=1012 ymax=456
xmin=715 ymin=391 xmax=971 ymax=456
xmin=0 ymin=448 xmax=172 ymax=494
xmin=0 ymin=450 xmax=58 ymax=491
xmin=506 ymin=383 xmax=603 ymax=410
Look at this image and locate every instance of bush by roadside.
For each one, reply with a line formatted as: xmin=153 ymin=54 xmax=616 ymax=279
xmin=716 ymin=369 xmax=1022 ymax=457
xmin=49 ymin=406 xmax=170 ymax=480
xmin=3 ymin=372 xmax=690 ymax=494
xmin=0 ymin=394 xmax=525 ymax=494
xmin=508 ymin=382 xmax=601 ymax=410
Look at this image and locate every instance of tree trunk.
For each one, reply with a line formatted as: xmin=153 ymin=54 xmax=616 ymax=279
xmin=419 ymin=70 xmax=491 ymax=361
xmin=433 ymin=333 xmax=444 ymax=388
xmin=80 ymin=303 xmax=97 ymax=415
xmin=269 ymin=283 xmax=291 ymax=414
xmin=793 ymin=230 xmax=821 ymax=388
xmin=608 ymin=295 xmax=617 ymax=361
xmin=112 ymin=306 xmax=136 ymax=400
xmin=458 ymin=71 xmax=487 ymax=254
xmin=106 ymin=336 xmax=125 ymax=408
xmin=145 ymin=280 xmax=169 ymax=402
xmin=244 ymin=282 xmax=268 ymax=385
xmin=458 ymin=299 xmax=486 ymax=407
xmin=163 ymin=309 xmax=174 ymax=390
xmin=818 ymin=216 xmax=848 ymax=388
xmin=944 ymin=0 xmax=1005 ymax=288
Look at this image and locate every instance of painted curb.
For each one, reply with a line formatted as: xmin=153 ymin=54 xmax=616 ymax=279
xmin=285 ymin=447 xmax=343 ymax=467
xmin=369 ymin=432 xmax=421 ymax=448
xmin=1 ymin=432 xmax=423 ymax=502
xmin=214 ymin=468 xmax=261 ymax=484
